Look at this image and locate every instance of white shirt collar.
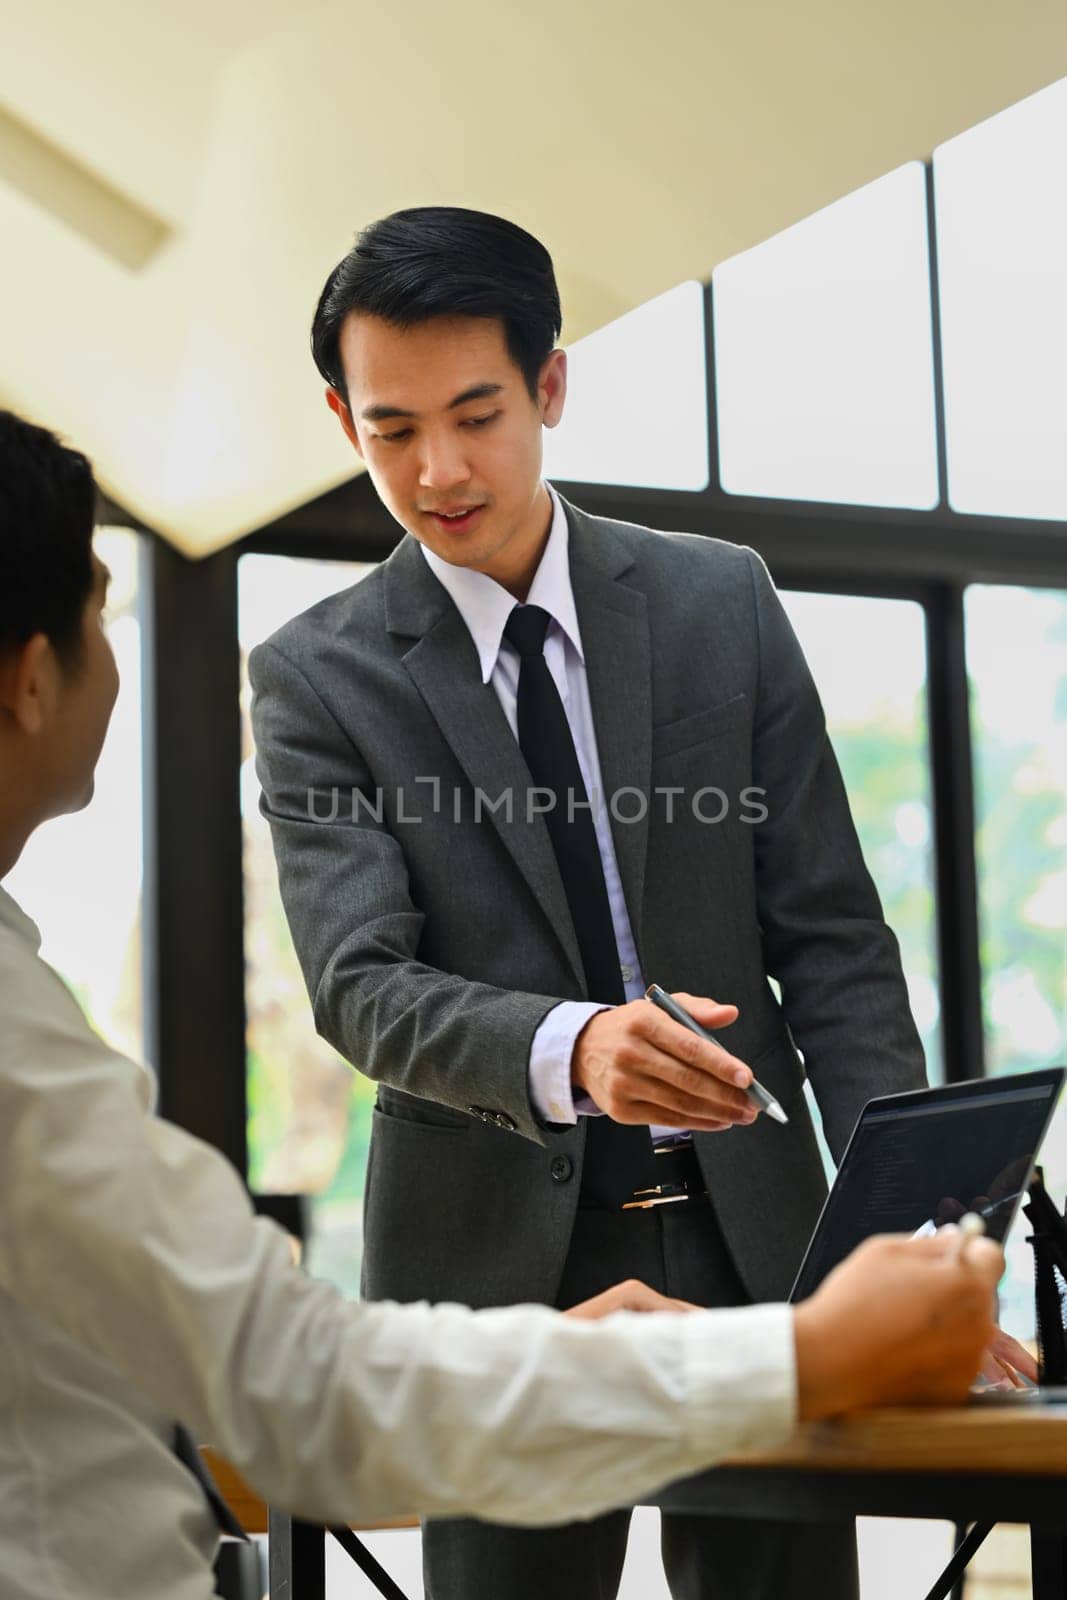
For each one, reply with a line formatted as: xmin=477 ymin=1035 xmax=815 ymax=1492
xmin=420 ymin=485 xmax=584 ymax=684
xmin=0 ymin=884 xmax=42 ymax=951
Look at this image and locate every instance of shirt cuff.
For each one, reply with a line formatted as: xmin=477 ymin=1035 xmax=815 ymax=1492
xmin=681 ymin=1304 xmax=797 ymax=1458
xmin=528 ymin=1001 xmax=612 ymax=1124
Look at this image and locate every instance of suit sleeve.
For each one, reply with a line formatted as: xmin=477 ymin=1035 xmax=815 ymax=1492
xmin=745 ymin=551 xmax=927 ymax=1157
xmin=249 ymin=638 xmax=562 ymax=1142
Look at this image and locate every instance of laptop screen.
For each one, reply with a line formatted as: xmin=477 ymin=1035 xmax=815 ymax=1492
xmin=789 ymin=1067 xmax=1064 ymax=1303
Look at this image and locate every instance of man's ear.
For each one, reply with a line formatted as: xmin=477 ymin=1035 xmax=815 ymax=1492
xmin=0 ymin=634 xmax=56 ymax=735
xmin=539 ymin=348 xmax=567 ymax=430
xmin=326 ymin=386 xmax=365 ymax=460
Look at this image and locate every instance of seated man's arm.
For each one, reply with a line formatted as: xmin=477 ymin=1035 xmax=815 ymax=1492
xmin=0 ymin=953 xmax=792 ymax=1524
xmin=0 ymin=956 xmax=1000 ymax=1528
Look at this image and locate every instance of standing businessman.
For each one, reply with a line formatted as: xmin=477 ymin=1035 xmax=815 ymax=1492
xmin=250 ymin=207 xmax=927 ymax=1599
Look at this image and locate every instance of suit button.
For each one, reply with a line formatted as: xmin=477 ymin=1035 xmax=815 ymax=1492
xmin=550 ymin=1155 xmax=574 ymax=1183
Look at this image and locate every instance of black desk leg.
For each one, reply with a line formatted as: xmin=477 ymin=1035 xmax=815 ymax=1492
xmin=1031 ymin=1527 xmax=1067 ymax=1600
xmin=950 ymin=1520 xmax=967 ymax=1600
xmin=268 ymin=1508 xmax=326 ymax=1600
xmin=923 ymin=1522 xmax=993 ymax=1600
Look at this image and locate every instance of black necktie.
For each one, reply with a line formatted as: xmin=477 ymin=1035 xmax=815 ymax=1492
xmin=503 ymin=604 xmax=655 ymax=1208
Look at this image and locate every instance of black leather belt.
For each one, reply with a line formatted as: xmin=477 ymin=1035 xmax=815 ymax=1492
xmin=621 ymin=1143 xmax=708 ymax=1210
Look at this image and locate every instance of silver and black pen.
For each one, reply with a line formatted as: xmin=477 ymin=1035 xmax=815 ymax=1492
xmin=645 ymin=983 xmax=789 ymax=1126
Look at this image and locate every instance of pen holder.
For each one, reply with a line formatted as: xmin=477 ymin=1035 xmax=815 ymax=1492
xmin=1022 ymin=1168 xmax=1067 ymax=1386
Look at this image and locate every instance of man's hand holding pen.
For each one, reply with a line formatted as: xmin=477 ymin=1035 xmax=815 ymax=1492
xmin=572 ymin=992 xmax=760 ymax=1130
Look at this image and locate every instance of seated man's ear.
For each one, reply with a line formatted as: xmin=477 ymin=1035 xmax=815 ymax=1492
xmin=0 ymin=635 xmax=57 ymax=735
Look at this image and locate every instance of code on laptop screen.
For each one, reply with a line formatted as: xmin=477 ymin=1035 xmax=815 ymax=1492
xmin=790 ymin=1073 xmax=1062 ymax=1302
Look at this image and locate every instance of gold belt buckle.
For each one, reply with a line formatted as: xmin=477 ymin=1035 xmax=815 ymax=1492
xmin=621 ymin=1183 xmax=691 ymax=1211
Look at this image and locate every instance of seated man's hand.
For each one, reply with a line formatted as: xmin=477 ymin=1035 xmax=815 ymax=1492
xmin=792 ymin=1231 xmax=1003 ymax=1421
xmin=572 ymin=994 xmax=757 ymax=1131
xmin=563 ymin=1279 xmax=700 ymax=1320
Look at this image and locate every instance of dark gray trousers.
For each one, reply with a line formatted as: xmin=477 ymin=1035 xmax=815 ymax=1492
xmin=422 ymin=1198 xmax=858 ymax=1600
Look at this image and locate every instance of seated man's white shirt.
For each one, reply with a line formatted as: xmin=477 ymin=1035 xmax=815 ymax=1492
xmin=0 ymin=886 xmax=796 ymax=1600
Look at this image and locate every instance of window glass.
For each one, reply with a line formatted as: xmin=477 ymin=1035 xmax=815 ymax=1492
xmin=935 ymin=77 xmax=1067 ymax=519
xmin=6 ymin=526 xmax=145 ymax=1064
xmin=713 ymin=163 xmax=939 ymax=509
xmin=967 ymin=583 xmax=1067 ymax=1336
xmin=542 ymin=280 xmax=709 ymax=491
xmin=779 ymin=592 xmax=940 ymax=1098
xmin=968 ymin=585 xmax=1067 ymax=1074
xmin=239 ymin=554 xmax=377 ymax=1296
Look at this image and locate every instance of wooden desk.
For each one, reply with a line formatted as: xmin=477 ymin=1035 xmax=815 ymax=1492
xmin=721 ymin=1401 xmax=1067 ymax=1475
xmin=209 ymin=1404 xmax=1067 ymax=1600
xmin=656 ymin=1402 xmax=1067 ymax=1600
xmin=659 ymin=1402 xmax=1067 ymax=1518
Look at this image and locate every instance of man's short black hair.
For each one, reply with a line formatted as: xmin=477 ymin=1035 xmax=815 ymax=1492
xmin=0 ymin=411 xmax=96 ymax=669
xmin=311 ymin=207 xmax=563 ymax=402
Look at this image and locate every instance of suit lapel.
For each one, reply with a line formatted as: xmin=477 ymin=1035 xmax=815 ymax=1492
xmin=566 ymin=503 xmax=652 ymax=971
xmin=385 ymin=538 xmax=586 ymax=991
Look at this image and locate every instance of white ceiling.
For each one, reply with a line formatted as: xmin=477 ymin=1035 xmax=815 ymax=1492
xmin=3 ymin=0 xmax=1067 ymax=555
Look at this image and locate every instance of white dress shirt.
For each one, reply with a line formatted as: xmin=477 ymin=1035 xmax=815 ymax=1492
xmin=422 ymin=484 xmax=690 ymax=1142
xmin=0 ymin=882 xmax=797 ymax=1599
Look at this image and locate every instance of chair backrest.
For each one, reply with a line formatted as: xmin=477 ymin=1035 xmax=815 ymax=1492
xmin=201 ymin=1448 xmax=268 ymax=1535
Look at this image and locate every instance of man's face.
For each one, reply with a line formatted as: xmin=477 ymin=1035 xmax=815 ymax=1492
xmin=328 ymin=313 xmax=566 ymax=594
xmin=39 ymin=552 xmax=119 ymax=817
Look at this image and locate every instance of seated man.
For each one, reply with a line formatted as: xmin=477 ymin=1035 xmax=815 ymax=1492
xmin=0 ymin=409 xmax=1006 ymax=1600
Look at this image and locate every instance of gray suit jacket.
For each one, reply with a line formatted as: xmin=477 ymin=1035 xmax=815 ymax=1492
xmin=249 ymin=495 xmax=925 ymax=1308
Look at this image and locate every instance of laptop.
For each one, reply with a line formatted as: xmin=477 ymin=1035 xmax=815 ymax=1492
xmin=789 ymin=1067 xmax=1065 ymax=1303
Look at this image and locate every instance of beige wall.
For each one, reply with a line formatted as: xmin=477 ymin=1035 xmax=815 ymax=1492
xmin=3 ymin=0 xmax=1067 ymax=552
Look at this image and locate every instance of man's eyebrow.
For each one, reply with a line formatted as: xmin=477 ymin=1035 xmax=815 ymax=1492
xmin=360 ymin=382 xmax=504 ymax=423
